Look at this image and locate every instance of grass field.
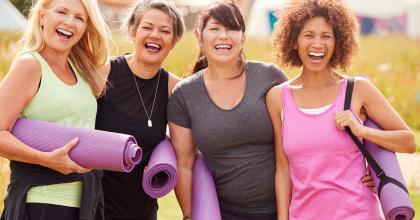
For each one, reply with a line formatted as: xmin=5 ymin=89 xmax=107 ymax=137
xmin=0 ymin=31 xmax=419 ymax=217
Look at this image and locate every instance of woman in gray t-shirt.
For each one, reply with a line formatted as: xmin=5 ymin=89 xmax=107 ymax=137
xmin=167 ymin=2 xmax=288 ymax=220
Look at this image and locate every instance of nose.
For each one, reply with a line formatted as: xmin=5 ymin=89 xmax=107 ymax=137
xmin=63 ymin=17 xmax=75 ymax=28
xmin=149 ymin=28 xmax=160 ymax=38
xmin=312 ymin=37 xmax=323 ymax=47
xmin=218 ymin=29 xmax=228 ymax=40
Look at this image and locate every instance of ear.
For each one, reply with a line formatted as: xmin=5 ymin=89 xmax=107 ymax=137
xmin=293 ymin=41 xmax=298 ymax=50
xmin=40 ymin=8 xmax=46 ymax=27
xmin=241 ymin=34 xmax=246 ymax=45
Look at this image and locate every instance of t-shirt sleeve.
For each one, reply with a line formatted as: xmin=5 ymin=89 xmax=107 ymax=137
xmin=167 ymin=85 xmax=191 ymax=128
xmin=270 ymin=63 xmax=289 ymax=85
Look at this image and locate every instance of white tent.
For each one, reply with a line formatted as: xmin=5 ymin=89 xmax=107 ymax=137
xmin=406 ymin=1 xmax=420 ymax=38
xmin=343 ymin=0 xmax=409 ymax=19
xmin=0 ymin=0 xmax=27 ymax=31
xmin=247 ymin=0 xmax=284 ymax=38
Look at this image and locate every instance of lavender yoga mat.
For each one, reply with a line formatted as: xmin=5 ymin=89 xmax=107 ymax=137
xmin=11 ymin=118 xmax=142 ymax=172
xmin=142 ymin=137 xmax=178 ymax=198
xmin=192 ymin=153 xmax=222 ymax=220
xmin=365 ymin=119 xmax=415 ymax=220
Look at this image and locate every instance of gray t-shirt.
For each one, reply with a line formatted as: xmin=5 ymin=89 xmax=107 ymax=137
xmin=167 ymin=61 xmax=288 ymax=214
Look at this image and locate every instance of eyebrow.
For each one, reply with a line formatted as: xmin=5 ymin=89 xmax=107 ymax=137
xmin=56 ymin=6 xmax=86 ymax=17
xmin=141 ymin=21 xmax=171 ymax=29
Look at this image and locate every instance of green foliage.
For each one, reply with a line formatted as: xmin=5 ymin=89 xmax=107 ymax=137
xmin=10 ymin=0 xmax=31 ymax=17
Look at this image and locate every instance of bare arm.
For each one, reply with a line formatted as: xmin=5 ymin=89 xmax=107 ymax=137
xmin=169 ymin=122 xmax=196 ymax=217
xmin=97 ymin=59 xmax=111 ymax=93
xmin=335 ymin=78 xmax=416 ymax=153
xmin=0 ymin=54 xmax=90 ymax=174
xmin=168 ymin=72 xmax=180 ymax=97
xmin=266 ymin=86 xmax=291 ymax=220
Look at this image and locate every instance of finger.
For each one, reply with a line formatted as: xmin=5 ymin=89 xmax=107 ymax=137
xmin=74 ymin=164 xmax=92 ymax=173
xmin=62 ymin=137 xmax=79 ymax=153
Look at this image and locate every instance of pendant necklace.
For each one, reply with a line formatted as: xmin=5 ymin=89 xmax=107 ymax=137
xmin=132 ymin=70 xmax=161 ymax=128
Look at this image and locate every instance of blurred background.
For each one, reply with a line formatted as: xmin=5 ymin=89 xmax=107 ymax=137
xmin=1 ymin=0 xmax=419 ymax=219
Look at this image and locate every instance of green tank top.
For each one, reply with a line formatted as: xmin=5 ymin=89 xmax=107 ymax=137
xmin=23 ymin=51 xmax=97 ymax=208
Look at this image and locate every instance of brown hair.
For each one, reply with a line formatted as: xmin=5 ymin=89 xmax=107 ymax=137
xmin=273 ymin=0 xmax=359 ymax=71
xmin=190 ymin=0 xmax=245 ymax=74
xmin=125 ymin=0 xmax=185 ymax=43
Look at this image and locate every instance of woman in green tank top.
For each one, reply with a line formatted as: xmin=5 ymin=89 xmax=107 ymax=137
xmin=0 ymin=0 xmax=110 ymax=219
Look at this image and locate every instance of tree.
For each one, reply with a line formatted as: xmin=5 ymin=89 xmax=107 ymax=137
xmin=10 ymin=0 xmax=32 ymax=17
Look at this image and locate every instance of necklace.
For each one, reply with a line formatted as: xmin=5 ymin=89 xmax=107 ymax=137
xmin=132 ymin=70 xmax=161 ymax=128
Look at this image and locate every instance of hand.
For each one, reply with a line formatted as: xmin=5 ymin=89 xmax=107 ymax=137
xmin=361 ymin=169 xmax=376 ymax=193
xmin=41 ymin=137 xmax=91 ymax=175
xmin=334 ymin=110 xmax=365 ymax=137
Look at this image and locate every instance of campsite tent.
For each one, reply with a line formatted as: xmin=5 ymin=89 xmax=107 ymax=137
xmin=247 ymin=0 xmax=284 ymax=38
xmin=0 ymin=0 xmax=27 ymax=31
xmin=247 ymin=0 xmax=420 ymax=38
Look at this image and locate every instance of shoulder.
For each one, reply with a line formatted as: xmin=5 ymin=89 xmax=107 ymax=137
xmin=166 ymin=70 xmax=180 ymax=96
xmin=266 ymin=83 xmax=285 ymax=112
xmin=172 ymin=71 xmax=203 ymax=93
xmin=351 ymin=76 xmax=375 ymax=95
xmin=9 ymin=53 xmax=42 ymax=80
xmin=246 ymin=60 xmax=288 ymax=82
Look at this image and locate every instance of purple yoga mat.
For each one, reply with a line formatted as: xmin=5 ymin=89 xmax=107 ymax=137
xmin=11 ymin=118 xmax=142 ymax=172
xmin=365 ymin=119 xmax=415 ymax=220
xmin=142 ymin=137 xmax=178 ymax=198
xmin=192 ymin=153 xmax=221 ymax=220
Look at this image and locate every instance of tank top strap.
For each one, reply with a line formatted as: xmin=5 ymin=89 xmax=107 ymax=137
xmin=280 ymin=82 xmax=294 ymax=114
xmin=30 ymin=51 xmax=52 ymax=79
xmin=333 ymin=78 xmax=348 ymax=111
xmin=30 ymin=51 xmax=82 ymax=85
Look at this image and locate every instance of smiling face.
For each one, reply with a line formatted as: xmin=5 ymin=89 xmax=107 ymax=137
xmin=132 ymin=8 xmax=175 ymax=66
xmin=200 ymin=17 xmax=244 ymax=66
xmin=40 ymin=0 xmax=88 ymax=53
xmin=296 ymin=17 xmax=335 ymax=73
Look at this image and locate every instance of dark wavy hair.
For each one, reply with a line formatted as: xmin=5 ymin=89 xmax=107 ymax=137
xmin=189 ymin=0 xmax=245 ymax=75
xmin=273 ymin=0 xmax=360 ymax=71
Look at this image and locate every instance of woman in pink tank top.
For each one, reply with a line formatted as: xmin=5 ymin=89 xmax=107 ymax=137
xmin=266 ymin=0 xmax=416 ymax=219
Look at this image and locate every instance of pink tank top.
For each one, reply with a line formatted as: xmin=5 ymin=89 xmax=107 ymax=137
xmin=281 ymin=79 xmax=383 ymax=220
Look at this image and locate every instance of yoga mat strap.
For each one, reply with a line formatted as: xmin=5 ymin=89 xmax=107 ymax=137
xmin=378 ymin=176 xmax=409 ymax=197
xmin=344 ymin=77 xmax=408 ymax=196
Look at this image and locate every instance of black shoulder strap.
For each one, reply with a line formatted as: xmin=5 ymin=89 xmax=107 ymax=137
xmin=344 ymin=77 xmax=408 ymax=196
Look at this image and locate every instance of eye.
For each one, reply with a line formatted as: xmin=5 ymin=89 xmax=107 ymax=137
xmin=57 ymin=10 xmax=65 ymax=14
xmin=76 ymin=16 xmax=84 ymax=22
xmin=141 ymin=26 xmax=152 ymax=30
xmin=161 ymin=30 xmax=171 ymax=34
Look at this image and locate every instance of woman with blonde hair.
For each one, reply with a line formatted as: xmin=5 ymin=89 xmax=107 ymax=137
xmin=0 ymin=0 xmax=110 ymax=219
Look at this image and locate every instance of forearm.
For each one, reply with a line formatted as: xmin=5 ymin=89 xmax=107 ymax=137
xmin=276 ymin=167 xmax=291 ymax=220
xmin=0 ymin=130 xmax=45 ymax=165
xmin=361 ymin=126 xmax=416 ymax=153
xmin=175 ymin=166 xmax=193 ymax=216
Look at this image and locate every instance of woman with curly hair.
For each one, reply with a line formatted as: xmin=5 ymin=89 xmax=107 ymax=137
xmin=266 ymin=0 xmax=416 ymax=219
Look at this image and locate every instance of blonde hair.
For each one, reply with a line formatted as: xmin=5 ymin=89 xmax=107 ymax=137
xmin=18 ymin=0 xmax=111 ymax=97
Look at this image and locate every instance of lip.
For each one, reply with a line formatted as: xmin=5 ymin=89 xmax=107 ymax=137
xmin=144 ymin=42 xmax=162 ymax=53
xmin=214 ymin=44 xmax=232 ymax=50
xmin=56 ymin=28 xmax=74 ymax=40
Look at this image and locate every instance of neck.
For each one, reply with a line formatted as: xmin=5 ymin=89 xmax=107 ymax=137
xmin=127 ymin=54 xmax=161 ymax=79
xmin=39 ymin=48 xmax=70 ymax=68
xmin=206 ymin=61 xmax=244 ymax=80
xmin=298 ymin=67 xmax=341 ymax=88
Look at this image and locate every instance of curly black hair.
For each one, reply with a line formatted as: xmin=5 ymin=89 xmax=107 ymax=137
xmin=273 ymin=0 xmax=360 ymax=71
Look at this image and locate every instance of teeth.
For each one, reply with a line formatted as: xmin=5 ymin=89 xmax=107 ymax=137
xmin=146 ymin=43 xmax=160 ymax=49
xmin=308 ymin=52 xmax=325 ymax=57
xmin=57 ymin=28 xmax=73 ymax=36
xmin=215 ymin=44 xmax=231 ymax=49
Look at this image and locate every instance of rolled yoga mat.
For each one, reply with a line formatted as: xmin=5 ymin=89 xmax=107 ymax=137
xmin=11 ymin=117 xmax=142 ymax=172
xmin=142 ymin=137 xmax=178 ymax=198
xmin=192 ymin=153 xmax=222 ymax=220
xmin=364 ymin=119 xmax=415 ymax=220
